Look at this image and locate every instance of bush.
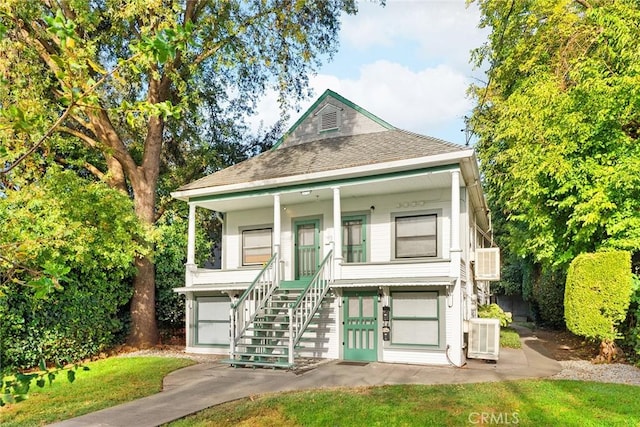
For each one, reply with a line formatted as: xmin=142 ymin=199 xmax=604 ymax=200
xmin=531 ymin=267 xmax=566 ymax=328
xmin=478 ymin=303 xmax=512 ymax=327
xmin=620 ymin=274 xmax=640 ymax=362
xmin=565 ymin=251 xmax=633 ymax=362
xmin=0 ymin=170 xmax=148 ymax=369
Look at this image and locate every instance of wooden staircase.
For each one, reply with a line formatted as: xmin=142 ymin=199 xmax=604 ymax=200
xmin=224 ymin=251 xmax=334 ymax=369
xmin=223 ymin=283 xmax=306 ymax=368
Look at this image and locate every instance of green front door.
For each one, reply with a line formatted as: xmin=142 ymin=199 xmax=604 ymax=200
xmin=294 ymin=219 xmax=320 ymax=280
xmin=343 ymin=291 xmax=378 ymax=362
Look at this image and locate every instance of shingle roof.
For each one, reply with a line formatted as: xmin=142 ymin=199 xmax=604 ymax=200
xmin=178 ymin=129 xmax=465 ymax=191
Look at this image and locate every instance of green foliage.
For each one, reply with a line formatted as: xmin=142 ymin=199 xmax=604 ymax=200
xmin=531 ymin=267 xmax=566 ymax=328
xmin=478 ymin=303 xmax=512 ymax=327
xmin=565 ymin=251 xmax=633 ymax=342
xmin=1 ymin=0 xmax=365 ymax=346
xmin=0 ymin=169 xmax=149 ymax=369
xmin=620 ymin=274 xmax=640 ymax=361
xmin=471 ymin=0 xmax=640 ymax=326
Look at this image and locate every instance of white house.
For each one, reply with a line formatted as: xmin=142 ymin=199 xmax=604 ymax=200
xmin=171 ymin=89 xmax=499 ymax=368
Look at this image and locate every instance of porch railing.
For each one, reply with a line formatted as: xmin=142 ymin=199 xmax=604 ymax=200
xmin=287 ymin=250 xmax=334 ymax=365
xmin=229 ymin=253 xmax=279 ymax=358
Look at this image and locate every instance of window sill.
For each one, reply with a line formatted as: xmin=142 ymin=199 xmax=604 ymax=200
xmin=385 ymin=344 xmax=444 ymax=350
xmin=341 ymin=259 xmax=449 ymax=266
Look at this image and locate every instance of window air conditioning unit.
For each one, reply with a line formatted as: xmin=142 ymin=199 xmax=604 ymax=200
xmin=467 ymin=318 xmax=500 ymax=361
xmin=474 ymin=248 xmax=500 ymax=281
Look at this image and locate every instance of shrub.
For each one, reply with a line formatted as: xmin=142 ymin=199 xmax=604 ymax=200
xmin=565 ymin=251 xmax=633 ymax=362
xmin=531 ymin=267 xmax=566 ymax=328
xmin=620 ymin=274 xmax=640 ymax=362
xmin=0 ymin=170 xmax=148 ymax=369
xmin=478 ymin=303 xmax=512 ymax=327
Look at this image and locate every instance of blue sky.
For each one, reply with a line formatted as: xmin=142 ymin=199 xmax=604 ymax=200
xmin=249 ymin=0 xmax=490 ymax=146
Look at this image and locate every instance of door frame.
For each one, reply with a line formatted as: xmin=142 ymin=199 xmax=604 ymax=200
xmin=293 ymin=218 xmax=320 ymax=280
xmin=342 ymin=290 xmax=378 ymax=362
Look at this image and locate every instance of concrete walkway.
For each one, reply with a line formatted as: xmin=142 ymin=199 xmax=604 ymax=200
xmin=50 ymin=331 xmax=561 ymax=427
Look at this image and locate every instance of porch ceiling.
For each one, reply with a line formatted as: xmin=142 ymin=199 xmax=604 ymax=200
xmin=195 ymin=169 xmax=455 ymax=212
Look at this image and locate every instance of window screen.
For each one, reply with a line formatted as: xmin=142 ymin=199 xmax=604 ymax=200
xmin=342 ymin=216 xmax=366 ymax=263
xmin=395 ymin=214 xmax=437 ymax=258
xmin=196 ymin=296 xmax=230 ymax=345
xmin=391 ymin=291 xmax=439 ymax=346
xmin=242 ymin=228 xmax=272 ymax=265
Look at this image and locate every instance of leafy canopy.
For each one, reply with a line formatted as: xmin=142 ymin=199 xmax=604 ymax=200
xmin=471 ymin=0 xmax=640 ymax=268
xmin=0 ymin=0 xmax=365 ymax=346
xmin=0 ymin=169 xmax=148 ymax=369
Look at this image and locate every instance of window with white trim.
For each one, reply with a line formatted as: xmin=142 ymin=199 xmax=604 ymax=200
xmin=395 ymin=214 xmax=437 ymax=258
xmin=391 ymin=291 xmax=439 ymax=346
xmin=242 ymin=228 xmax=272 ymax=266
xmin=195 ymin=296 xmax=230 ymax=346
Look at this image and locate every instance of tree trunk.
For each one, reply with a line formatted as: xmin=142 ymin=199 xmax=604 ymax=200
xmin=594 ymin=338 xmax=619 ymax=364
xmin=126 ymin=116 xmax=164 ymax=348
xmin=128 ymin=255 xmax=159 ymax=347
xmin=127 ymin=181 xmax=160 ymax=347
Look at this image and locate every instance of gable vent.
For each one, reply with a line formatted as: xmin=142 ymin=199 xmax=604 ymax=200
xmin=320 ymin=110 xmax=338 ymax=131
xmin=474 ymin=248 xmax=500 ymax=281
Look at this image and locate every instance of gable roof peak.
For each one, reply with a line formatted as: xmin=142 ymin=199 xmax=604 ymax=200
xmin=273 ymin=89 xmax=395 ymax=149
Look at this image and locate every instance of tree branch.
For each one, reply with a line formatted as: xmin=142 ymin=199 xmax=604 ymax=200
xmin=1 ymin=56 xmax=134 ymax=175
xmin=58 ymin=126 xmax=101 ymax=148
xmin=574 ymin=0 xmax=591 ymax=9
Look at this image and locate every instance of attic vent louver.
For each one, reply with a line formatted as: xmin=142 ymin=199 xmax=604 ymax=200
xmin=321 ymin=110 xmax=338 ymax=131
xmin=317 ymin=104 xmax=341 ymax=133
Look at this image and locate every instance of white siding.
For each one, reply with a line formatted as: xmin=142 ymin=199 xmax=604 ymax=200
xmin=382 ymin=349 xmax=449 ymax=365
xmin=340 ymin=262 xmax=450 ymax=281
xmin=296 ymin=296 xmax=339 ymax=359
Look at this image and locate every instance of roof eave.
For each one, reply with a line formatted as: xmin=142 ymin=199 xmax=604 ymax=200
xmin=171 ymin=149 xmax=475 ymax=201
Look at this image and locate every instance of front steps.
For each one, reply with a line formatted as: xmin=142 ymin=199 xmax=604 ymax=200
xmin=223 ymin=283 xmax=307 ymax=369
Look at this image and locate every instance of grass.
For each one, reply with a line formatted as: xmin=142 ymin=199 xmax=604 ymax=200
xmin=0 ymin=356 xmax=194 ymax=427
xmin=168 ymin=380 xmax=640 ymax=427
xmin=501 ymin=326 xmax=523 ymax=348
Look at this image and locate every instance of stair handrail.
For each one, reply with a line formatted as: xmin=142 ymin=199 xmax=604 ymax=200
xmin=230 ymin=252 xmax=279 ymax=358
xmin=287 ymin=250 xmax=334 ymax=364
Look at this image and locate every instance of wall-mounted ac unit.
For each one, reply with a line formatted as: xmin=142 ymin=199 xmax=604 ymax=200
xmin=467 ymin=318 xmax=500 ymax=360
xmin=474 ymin=248 xmax=501 ymax=281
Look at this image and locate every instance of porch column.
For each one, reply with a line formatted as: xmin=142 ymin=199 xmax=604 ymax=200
xmin=186 ymin=202 xmax=197 ymax=266
xmin=273 ymin=194 xmax=281 ymax=282
xmin=449 ymin=170 xmax=464 ymax=366
xmin=186 ymin=202 xmax=197 ymax=287
xmin=332 ymin=186 xmax=342 ymax=278
xmin=273 ymin=193 xmax=281 ymax=254
xmin=450 ymin=170 xmax=461 ymax=254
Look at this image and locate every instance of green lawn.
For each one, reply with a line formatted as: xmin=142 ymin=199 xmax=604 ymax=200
xmin=168 ymin=380 xmax=640 ymax=427
xmin=0 ymin=357 xmax=194 ymax=427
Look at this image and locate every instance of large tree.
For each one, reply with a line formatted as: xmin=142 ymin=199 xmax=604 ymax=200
xmin=0 ymin=0 xmax=360 ymax=347
xmin=470 ymin=0 xmax=640 ymax=309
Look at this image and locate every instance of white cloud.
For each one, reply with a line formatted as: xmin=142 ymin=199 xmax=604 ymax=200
xmin=310 ymin=60 xmax=471 ymax=133
xmin=342 ymin=0 xmax=488 ymax=68
xmin=245 ymin=0 xmax=487 ymax=141
xmin=247 ymin=61 xmax=471 ymax=137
